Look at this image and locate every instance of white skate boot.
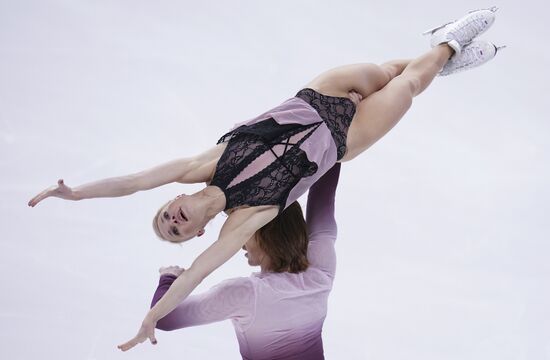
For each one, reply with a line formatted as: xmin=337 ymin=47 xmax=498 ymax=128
xmin=424 ymin=7 xmax=498 ymax=54
xmin=439 ymin=41 xmax=505 ymax=76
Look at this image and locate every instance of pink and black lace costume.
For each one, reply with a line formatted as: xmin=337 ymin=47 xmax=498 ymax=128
xmin=210 ymin=88 xmax=355 ymax=212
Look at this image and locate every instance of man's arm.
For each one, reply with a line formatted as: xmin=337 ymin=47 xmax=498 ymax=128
xmin=305 ymin=163 xmax=341 ymax=278
xmin=151 ymin=274 xmax=255 ymax=330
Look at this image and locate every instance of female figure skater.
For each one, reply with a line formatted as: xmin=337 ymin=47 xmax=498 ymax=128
xmin=149 ymin=164 xmax=342 ymax=360
xmin=28 ymin=8 xmax=502 ymax=351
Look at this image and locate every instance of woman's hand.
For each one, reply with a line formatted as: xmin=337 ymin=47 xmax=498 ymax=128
xmin=159 ymin=266 xmax=185 ymax=277
xmin=117 ymin=315 xmax=158 ymax=352
xmin=28 ymin=179 xmax=76 ymax=207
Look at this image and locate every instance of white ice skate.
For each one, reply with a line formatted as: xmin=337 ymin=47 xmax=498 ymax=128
xmin=424 ymin=7 xmax=498 ymax=54
xmin=439 ymin=41 xmax=505 ymax=76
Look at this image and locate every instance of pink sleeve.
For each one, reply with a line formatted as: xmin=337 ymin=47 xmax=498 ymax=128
xmin=151 ymin=275 xmax=256 ymax=331
xmin=305 ymin=163 xmax=341 ymax=278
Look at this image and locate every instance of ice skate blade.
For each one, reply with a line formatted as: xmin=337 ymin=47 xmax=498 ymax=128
xmin=422 ymin=22 xmax=452 ymax=36
xmin=469 ymin=6 xmax=499 ymax=14
xmin=423 ymin=6 xmax=499 ymax=35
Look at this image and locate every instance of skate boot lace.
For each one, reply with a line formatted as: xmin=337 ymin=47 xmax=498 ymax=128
xmin=451 ymin=44 xmax=486 ymax=70
xmin=448 ymin=14 xmax=491 ymax=45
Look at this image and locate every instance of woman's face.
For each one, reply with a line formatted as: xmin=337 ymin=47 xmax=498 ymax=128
xmin=242 ymin=235 xmax=269 ymax=268
xmin=156 ymin=195 xmax=206 ymax=243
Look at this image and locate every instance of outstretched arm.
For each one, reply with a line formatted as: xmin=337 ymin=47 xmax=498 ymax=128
xmin=149 ymin=269 xmax=254 ymax=331
xmin=306 ymin=163 xmax=341 ymax=278
xmin=28 ymin=144 xmax=225 ymax=206
xmin=117 ymin=205 xmax=278 ymax=351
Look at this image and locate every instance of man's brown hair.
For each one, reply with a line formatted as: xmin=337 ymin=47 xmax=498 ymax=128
xmin=257 ymin=201 xmax=309 ymax=273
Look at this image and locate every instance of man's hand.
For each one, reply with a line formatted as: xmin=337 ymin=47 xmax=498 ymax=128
xmin=348 ymin=90 xmax=364 ymax=106
xmin=159 ymin=266 xmax=185 ymax=277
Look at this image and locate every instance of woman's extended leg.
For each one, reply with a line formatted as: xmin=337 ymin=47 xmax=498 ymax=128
xmin=304 ymin=60 xmax=411 ymax=99
xmin=341 ymin=44 xmax=453 ymax=161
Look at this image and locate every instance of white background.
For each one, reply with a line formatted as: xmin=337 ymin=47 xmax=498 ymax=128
xmin=1 ymin=0 xmax=549 ymax=359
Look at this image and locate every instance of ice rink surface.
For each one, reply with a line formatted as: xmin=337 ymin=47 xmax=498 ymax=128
xmin=1 ymin=0 xmax=549 ymax=359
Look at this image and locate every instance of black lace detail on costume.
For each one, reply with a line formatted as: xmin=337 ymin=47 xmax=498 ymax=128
xmin=211 ymin=118 xmax=320 ymax=211
xmin=217 ymin=119 xmax=302 ymax=144
xmin=295 ymin=88 xmax=356 ymax=160
xmin=211 ymin=132 xmax=267 ymax=190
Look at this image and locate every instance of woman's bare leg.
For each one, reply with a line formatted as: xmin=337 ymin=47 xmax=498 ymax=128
xmin=341 ymin=44 xmax=453 ymax=161
xmin=380 ymin=59 xmax=411 ymax=78
xmin=305 ymin=60 xmax=411 ymax=99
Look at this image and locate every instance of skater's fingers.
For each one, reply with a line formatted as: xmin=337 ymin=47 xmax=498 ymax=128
xmin=28 ymin=189 xmax=52 ymax=207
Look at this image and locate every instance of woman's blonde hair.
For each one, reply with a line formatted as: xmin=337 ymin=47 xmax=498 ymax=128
xmin=152 ymin=199 xmax=172 ymax=241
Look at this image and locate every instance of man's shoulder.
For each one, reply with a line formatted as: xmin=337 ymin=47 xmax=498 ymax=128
xmin=215 ymin=276 xmax=257 ymax=295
